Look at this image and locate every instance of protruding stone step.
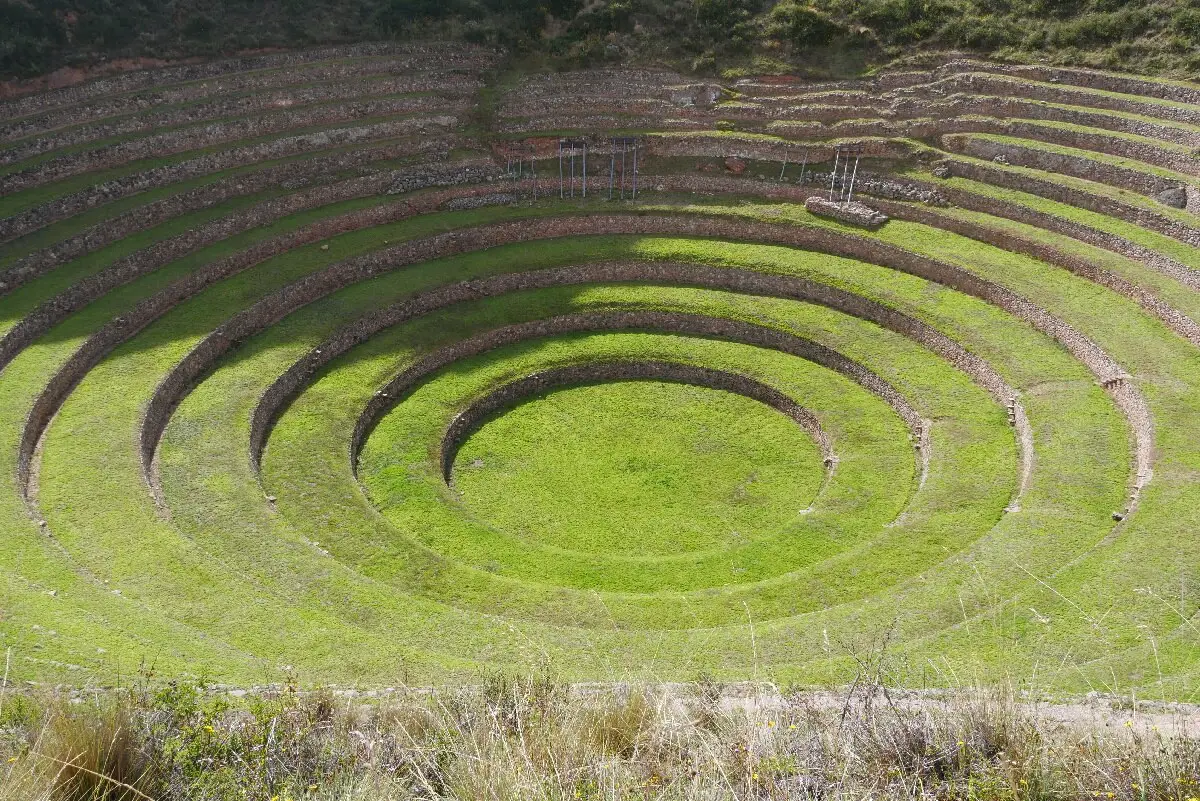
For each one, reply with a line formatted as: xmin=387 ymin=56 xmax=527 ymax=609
xmin=804 ymin=197 xmax=889 ymax=228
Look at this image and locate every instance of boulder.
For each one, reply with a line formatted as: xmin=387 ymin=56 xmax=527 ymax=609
xmin=1155 ymin=185 xmax=1188 ymax=209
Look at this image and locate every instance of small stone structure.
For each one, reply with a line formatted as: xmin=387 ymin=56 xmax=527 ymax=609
xmin=804 ymin=197 xmax=890 ymax=228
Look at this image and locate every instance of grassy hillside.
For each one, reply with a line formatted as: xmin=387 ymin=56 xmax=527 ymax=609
xmin=3 ymin=0 xmax=1200 ymax=80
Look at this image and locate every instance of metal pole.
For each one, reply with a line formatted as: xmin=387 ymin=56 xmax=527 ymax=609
xmin=620 ymin=141 xmax=626 ymax=200
xmin=828 ymin=149 xmax=839 ymax=201
xmin=609 ymin=151 xmax=615 ymax=200
xmin=632 ymin=141 xmax=638 ymax=200
xmin=845 ymin=156 xmax=861 ymax=205
xmin=582 ymin=143 xmax=587 ymax=198
xmin=840 ymin=152 xmax=853 ymax=201
xmin=797 ymin=150 xmax=808 ymax=186
xmin=569 ymin=150 xmax=575 ymax=198
xmin=558 ymin=141 xmax=564 ymax=200
xmin=531 ymin=158 xmax=537 ymax=201
xmin=779 ymin=148 xmax=788 ymax=181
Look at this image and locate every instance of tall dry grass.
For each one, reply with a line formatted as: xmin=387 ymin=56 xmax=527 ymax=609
xmin=1 ymin=667 xmax=1198 ymax=800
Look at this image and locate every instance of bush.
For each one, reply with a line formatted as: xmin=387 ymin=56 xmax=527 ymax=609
xmin=1174 ymin=7 xmax=1200 ymax=39
xmin=694 ymin=0 xmax=764 ymax=39
xmin=565 ymin=0 xmax=634 ymax=38
xmin=1047 ymin=7 xmax=1153 ymax=47
xmin=4 ymin=680 xmax=1200 ymax=801
xmin=849 ymin=0 xmax=956 ymax=43
xmin=0 ymin=0 xmax=64 ymax=76
xmin=941 ymin=13 xmax=1022 ymax=50
xmin=376 ymin=0 xmax=459 ymax=31
xmin=765 ymin=1 xmax=847 ymax=48
xmin=0 ymin=0 xmax=1193 ymax=78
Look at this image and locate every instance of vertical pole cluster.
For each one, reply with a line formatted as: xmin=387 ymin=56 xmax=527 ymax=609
xmin=782 ymin=147 xmax=811 ymax=185
xmin=828 ymin=149 xmax=840 ymax=201
xmin=558 ymin=138 xmax=589 ymax=199
xmin=846 ymin=153 xmax=861 ymax=204
xmin=829 ymin=145 xmax=864 ymax=204
xmin=610 ymin=136 xmax=640 ymax=201
xmin=506 ymin=142 xmax=537 ymax=200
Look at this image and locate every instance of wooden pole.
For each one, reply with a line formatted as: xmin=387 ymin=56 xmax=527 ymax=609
xmin=609 ymin=150 xmax=615 ymax=200
xmin=828 ymin=149 xmax=840 ymax=201
xmin=632 ymin=141 xmax=638 ymax=199
xmin=845 ymin=155 xmax=861 ymax=204
xmin=620 ymin=141 xmax=626 ymax=200
xmin=840 ymin=152 xmax=853 ymax=201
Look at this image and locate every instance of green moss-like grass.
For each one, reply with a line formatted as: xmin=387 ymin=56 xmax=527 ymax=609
xmin=446 ymin=381 xmax=827 ymax=558
xmin=2 ymin=57 xmax=1199 ymax=694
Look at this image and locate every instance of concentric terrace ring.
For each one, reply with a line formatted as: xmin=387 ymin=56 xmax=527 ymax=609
xmin=4 ymin=50 xmax=1199 ymax=692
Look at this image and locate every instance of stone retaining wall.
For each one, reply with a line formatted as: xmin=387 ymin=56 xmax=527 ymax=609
xmin=936 ymin=60 xmax=1200 ymax=107
xmin=804 ymin=197 xmax=889 ymax=227
xmin=945 ymin=134 xmax=1193 ymax=198
xmin=0 ymin=42 xmax=496 ymax=123
xmin=898 ymin=96 xmax=1198 ymax=145
xmin=732 ymin=78 xmax=870 ymax=98
xmin=12 ymin=186 xmax=1144 ymax=511
xmin=497 ymin=115 xmax=714 ymax=135
xmin=648 ymin=136 xmax=913 ymax=163
xmin=133 ymin=212 xmax=1125 ymax=502
xmin=503 ymin=70 xmax=691 ymax=105
xmin=0 ymin=163 xmax=503 ymax=370
xmin=0 ymin=132 xmax=459 ymax=244
xmin=2 ymin=92 xmax=470 ymax=173
xmin=1 ymin=75 xmax=479 ymax=158
xmin=915 ymin=73 xmax=1200 ymax=126
xmin=0 ymin=141 xmax=452 ymax=272
xmin=436 ymin=358 xmax=832 ymax=482
xmin=940 ymin=158 xmax=1200 ymax=248
xmin=18 ymin=181 xmax=541 ymax=492
xmin=872 ymin=196 xmax=1200 ymax=348
xmin=0 ymin=114 xmax=459 ymax=196
xmin=360 ymin=307 xmax=918 ymax=485
xmin=237 ymin=246 xmax=1028 ymax=506
xmin=497 ymin=96 xmax=682 ymax=120
xmin=251 ymin=264 xmax=944 ymax=475
xmin=928 ymin=182 xmax=1200 ymax=290
xmin=137 ymin=212 xmax=1119 ymax=494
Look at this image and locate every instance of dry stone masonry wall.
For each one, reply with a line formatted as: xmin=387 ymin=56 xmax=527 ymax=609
xmin=436 ymin=358 xmax=833 ymax=482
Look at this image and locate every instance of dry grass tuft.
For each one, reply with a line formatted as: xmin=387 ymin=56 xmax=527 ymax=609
xmin=1 ymin=669 xmax=1198 ymax=800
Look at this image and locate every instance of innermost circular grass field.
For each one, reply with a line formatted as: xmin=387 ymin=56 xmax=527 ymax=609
xmin=450 ymin=380 xmax=826 ymax=557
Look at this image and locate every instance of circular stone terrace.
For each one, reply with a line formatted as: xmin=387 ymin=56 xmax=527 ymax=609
xmin=0 ymin=45 xmax=1197 ymax=694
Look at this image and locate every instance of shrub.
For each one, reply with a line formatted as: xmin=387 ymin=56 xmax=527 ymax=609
xmin=848 ymin=0 xmax=956 ymax=44
xmin=376 ymin=0 xmax=460 ymax=31
xmin=765 ymin=1 xmax=847 ymax=48
xmin=46 ymin=700 xmax=158 ymax=801
xmin=1047 ymin=7 xmax=1153 ymax=47
xmin=1174 ymin=7 xmax=1200 ymax=39
xmin=3 ymin=680 xmax=1200 ymax=800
